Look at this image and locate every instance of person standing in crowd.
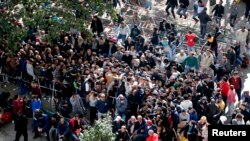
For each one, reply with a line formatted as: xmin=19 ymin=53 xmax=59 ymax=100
xmin=227 ymin=85 xmax=237 ymax=117
xmin=197 ymin=116 xmax=208 ymax=141
xmin=200 ymin=49 xmax=214 ymax=72
xmin=236 ymin=25 xmax=248 ymax=57
xmin=118 ymin=22 xmax=131 ymax=43
xmin=96 ymin=93 xmax=110 ymax=119
xmin=205 ymin=34 xmax=218 ymax=57
xmin=212 ymin=0 xmax=224 ymax=27
xmin=219 ymin=77 xmax=230 ymax=104
xmin=70 ymin=93 xmax=85 ymax=115
xmin=13 ymin=95 xmax=24 ymax=119
xmin=86 ymin=91 xmax=98 ymax=125
xmin=116 ymin=125 xmax=130 ymax=141
xmin=116 ymin=94 xmax=128 ymax=121
xmin=229 ymin=0 xmax=239 ymax=27
xmin=198 ymin=8 xmax=211 ymax=39
xmin=90 ymin=15 xmax=104 ymax=36
xmin=31 ymin=95 xmax=42 ymax=114
xmin=206 ymin=98 xmax=221 ymax=125
xmin=165 ymin=0 xmax=178 ymax=19
xmin=179 ymin=120 xmax=198 ymax=141
xmin=185 ymin=31 xmax=197 ymax=52
xmin=183 ymin=52 xmax=199 ymax=73
xmin=31 ymin=81 xmax=42 ymax=98
xmin=13 ymin=112 xmax=28 ymax=141
xmin=146 ymin=129 xmax=158 ymax=141
xmin=177 ymin=0 xmax=189 ymax=19
xmin=229 ymin=71 xmax=242 ymax=101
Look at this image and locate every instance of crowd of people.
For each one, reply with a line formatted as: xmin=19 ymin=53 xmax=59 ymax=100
xmin=1 ymin=0 xmax=250 ymax=141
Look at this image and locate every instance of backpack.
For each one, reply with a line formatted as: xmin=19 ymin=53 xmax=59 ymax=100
xmin=1 ymin=112 xmax=12 ymax=123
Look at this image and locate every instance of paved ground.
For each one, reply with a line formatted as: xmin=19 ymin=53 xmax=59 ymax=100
xmin=0 ymin=0 xmax=249 ymax=141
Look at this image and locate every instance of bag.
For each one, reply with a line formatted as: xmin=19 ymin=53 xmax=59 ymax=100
xmin=1 ymin=112 xmax=12 ymax=123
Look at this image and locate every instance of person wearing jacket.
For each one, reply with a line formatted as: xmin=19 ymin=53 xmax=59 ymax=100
xmin=146 ymin=130 xmax=158 ymax=141
xmin=205 ymin=99 xmax=221 ymax=125
xmin=31 ymin=96 xmax=42 ymax=116
xmin=227 ymin=85 xmax=236 ymax=117
xmin=219 ymin=77 xmax=230 ymax=104
xmin=13 ymin=112 xmax=28 ymax=141
xmin=90 ymin=15 xmax=104 ymax=36
xmin=116 ymin=94 xmax=128 ymax=121
xmin=116 ymin=125 xmax=130 ymax=141
xmin=188 ymin=107 xmax=198 ymax=122
xmin=229 ymin=72 xmax=242 ymax=101
xmin=198 ymin=8 xmax=211 ymax=39
xmin=70 ymin=93 xmax=85 ymax=115
xmin=57 ymin=117 xmax=70 ymax=140
xmin=179 ymin=120 xmax=198 ymax=141
xmin=177 ymin=0 xmax=189 ymax=19
xmin=69 ymin=114 xmax=84 ymax=141
xmin=96 ymin=93 xmax=110 ymax=119
xmin=165 ymin=0 xmax=178 ymax=19
xmin=33 ymin=110 xmax=50 ymax=140
xmin=212 ymin=0 xmax=224 ymax=27
xmin=200 ymin=49 xmax=214 ymax=72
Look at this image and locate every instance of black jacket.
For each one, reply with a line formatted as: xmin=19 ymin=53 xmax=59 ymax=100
xmin=15 ymin=114 xmax=28 ymax=132
xmin=179 ymin=0 xmax=189 ymax=9
xmin=198 ymin=11 xmax=212 ymax=24
xmin=90 ymin=18 xmax=104 ymax=34
xmin=166 ymin=0 xmax=178 ymax=7
xmin=179 ymin=124 xmax=198 ymax=141
xmin=212 ymin=4 xmax=224 ymax=17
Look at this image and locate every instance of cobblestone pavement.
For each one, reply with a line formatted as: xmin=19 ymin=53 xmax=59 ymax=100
xmin=0 ymin=0 xmax=249 ymax=141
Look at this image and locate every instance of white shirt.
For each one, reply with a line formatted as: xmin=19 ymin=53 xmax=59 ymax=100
xmin=180 ymin=100 xmax=193 ymax=111
xmin=236 ymin=29 xmax=248 ymax=43
xmin=118 ymin=25 xmax=130 ymax=36
xmin=175 ymin=53 xmax=187 ymax=63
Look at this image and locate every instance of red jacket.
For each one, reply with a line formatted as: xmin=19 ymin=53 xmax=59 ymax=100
xmin=219 ymin=81 xmax=230 ymax=97
xmin=186 ymin=34 xmax=196 ymax=47
xmin=146 ymin=133 xmax=158 ymax=141
xmin=13 ymin=99 xmax=23 ymax=115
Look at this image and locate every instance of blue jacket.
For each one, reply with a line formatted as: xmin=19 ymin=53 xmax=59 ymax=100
xmin=31 ymin=100 xmax=42 ymax=112
xmin=57 ymin=121 xmax=69 ymax=136
xmin=34 ymin=114 xmax=50 ymax=132
xmin=116 ymin=97 xmax=128 ymax=113
xmin=189 ymin=111 xmax=198 ymax=122
xmin=96 ymin=100 xmax=109 ymax=113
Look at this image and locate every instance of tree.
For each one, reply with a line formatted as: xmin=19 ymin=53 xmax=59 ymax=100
xmin=79 ymin=116 xmax=115 ymax=141
xmin=0 ymin=0 xmax=116 ymax=52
